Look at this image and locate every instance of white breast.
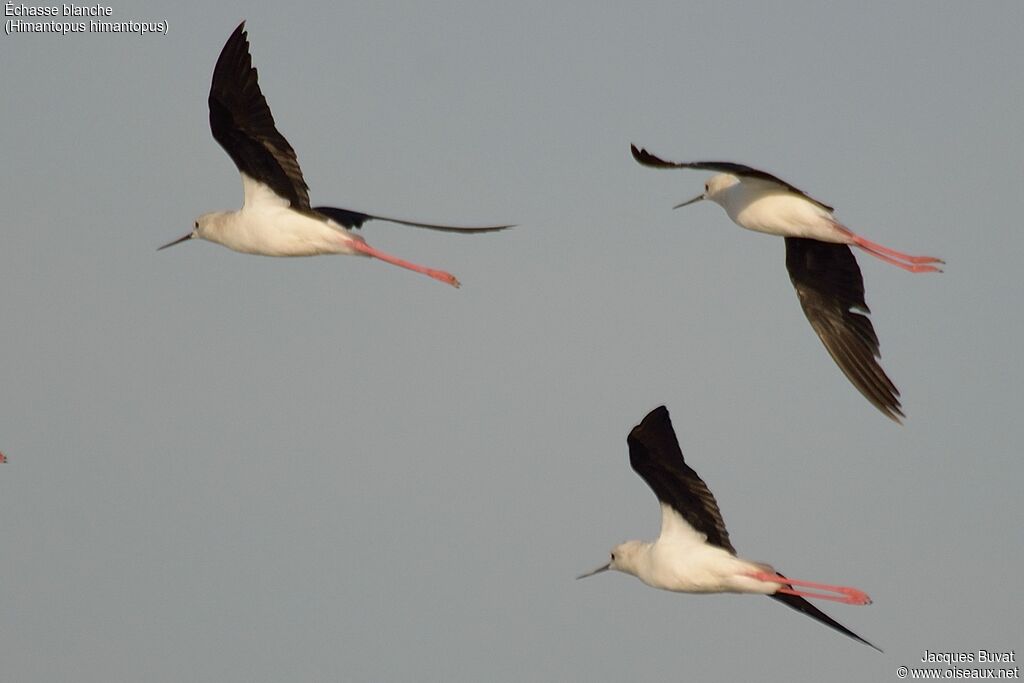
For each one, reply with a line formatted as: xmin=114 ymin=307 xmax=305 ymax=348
xmin=225 ymin=206 xmax=357 ymax=256
xmin=720 ymin=185 xmax=844 ymax=243
xmin=643 ymin=541 xmax=738 ymax=592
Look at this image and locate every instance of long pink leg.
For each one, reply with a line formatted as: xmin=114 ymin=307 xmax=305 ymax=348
xmin=348 ymin=240 xmax=461 ymax=288
xmin=855 ymin=244 xmax=944 ymax=273
xmin=748 ymin=571 xmax=872 ymax=605
xmin=848 ymin=233 xmax=944 ymax=265
xmin=830 ymin=221 xmax=944 ymax=270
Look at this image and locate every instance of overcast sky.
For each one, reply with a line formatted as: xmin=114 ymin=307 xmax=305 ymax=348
xmin=1 ymin=2 xmax=1021 ymax=682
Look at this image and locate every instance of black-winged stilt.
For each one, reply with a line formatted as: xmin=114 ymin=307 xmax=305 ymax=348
xmin=160 ymin=22 xmax=512 ymax=288
xmin=579 ymin=405 xmax=879 ymax=651
xmin=631 ymin=145 xmax=943 ymax=422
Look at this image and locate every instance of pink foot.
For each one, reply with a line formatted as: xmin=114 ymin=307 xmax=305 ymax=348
xmin=748 ymin=571 xmax=872 ymax=605
xmin=0 ymin=451 xmax=6 ymax=463
xmin=424 ymin=269 xmax=461 ymax=288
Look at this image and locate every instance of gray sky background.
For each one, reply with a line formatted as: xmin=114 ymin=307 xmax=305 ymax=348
xmin=1 ymin=2 xmax=1021 ymax=681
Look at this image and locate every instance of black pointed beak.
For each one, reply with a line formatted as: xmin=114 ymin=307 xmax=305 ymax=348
xmin=157 ymin=232 xmax=194 ymax=251
xmin=673 ymin=193 xmax=705 ymax=209
xmin=576 ymin=562 xmax=612 ymax=580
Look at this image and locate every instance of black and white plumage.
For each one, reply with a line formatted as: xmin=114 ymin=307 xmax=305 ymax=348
xmin=631 ymin=144 xmax=943 ymax=422
xmin=579 ymin=406 xmax=879 ymax=651
xmin=159 ymin=22 xmax=511 ymax=288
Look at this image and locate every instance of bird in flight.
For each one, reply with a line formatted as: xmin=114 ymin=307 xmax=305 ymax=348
xmin=160 ymin=22 xmax=512 ymax=288
xmin=579 ymin=405 xmax=879 ymax=651
xmin=631 ymin=144 xmax=943 ymax=422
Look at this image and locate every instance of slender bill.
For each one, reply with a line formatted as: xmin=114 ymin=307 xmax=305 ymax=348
xmin=673 ymin=193 xmax=705 ymax=209
xmin=157 ymin=232 xmax=194 ymax=250
xmin=576 ymin=563 xmax=611 ymax=580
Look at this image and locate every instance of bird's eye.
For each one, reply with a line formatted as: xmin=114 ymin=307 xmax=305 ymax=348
xmin=704 ymin=183 xmax=709 ymax=192
xmin=610 ymin=553 xmax=616 ymax=561
xmin=194 ymin=221 xmax=199 ymax=229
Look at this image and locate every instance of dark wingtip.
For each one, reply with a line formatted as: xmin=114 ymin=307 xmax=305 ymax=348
xmin=226 ymin=21 xmax=248 ymax=53
xmin=227 ymin=20 xmax=246 ymax=43
xmin=847 ymin=364 xmax=905 ymax=424
xmin=870 ymin=385 xmax=904 ymax=424
xmin=630 ymin=144 xmax=680 ymax=169
xmin=313 ymin=206 xmax=514 ymax=234
xmin=630 ymin=405 xmax=671 ymax=439
xmin=769 ymin=592 xmax=882 ymax=653
xmin=630 ymin=143 xmax=651 ymax=164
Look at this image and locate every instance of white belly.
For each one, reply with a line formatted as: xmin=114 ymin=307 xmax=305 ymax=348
xmin=644 ymin=544 xmax=779 ymax=595
xmin=217 ymin=207 xmax=363 ymax=257
xmin=729 ymin=194 xmax=845 ymax=243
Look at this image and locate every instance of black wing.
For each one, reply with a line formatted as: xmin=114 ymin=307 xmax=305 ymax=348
xmin=314 ymin=206 xmax=513 ymax=233
xmin=627 ymin=406 xmax=735 ymax=554
xmin=208 ymin=22 xmax=311 ymax=210
xmin=770 ymin=589 xmax=882 ymax=652
xmin=630 ymin=144 xmax=834 ymax=212
xmin=785 ymin=238 xmax=903 ymax=422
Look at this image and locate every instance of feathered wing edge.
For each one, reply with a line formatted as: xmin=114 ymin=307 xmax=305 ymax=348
xmin=770 ymin=588 xmax=882 ymax=652
xmin=314 ymin=206 xmax=513 ymax=233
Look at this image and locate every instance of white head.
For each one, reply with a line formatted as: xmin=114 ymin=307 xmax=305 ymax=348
xmin=674 ymin=174 xmax=741 ymax=209
xmin=158 ymin=212 xmax=228 ymax=250
xmin=576 ymin=540 xmax=646 ymax=580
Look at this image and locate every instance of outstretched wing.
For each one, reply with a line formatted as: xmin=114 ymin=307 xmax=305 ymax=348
xmin=627 ymin=406 xmax=735 ymax=554
xmin=208 ymin=22 xmax=311 ymax=210
xmin=785 ymin=237 xmax=903 ymax=422
xmin=314 ymin=206 xmax=513 ymax=233
xmin=630 ymin=144 xmax=834 ymax=212
xmin=770 ymin=587 xmax=881 ymax=651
